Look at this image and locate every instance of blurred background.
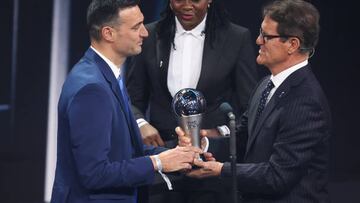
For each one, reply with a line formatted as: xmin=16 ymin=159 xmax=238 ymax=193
xmin=0 ymin=0 xmax=359 ymax=202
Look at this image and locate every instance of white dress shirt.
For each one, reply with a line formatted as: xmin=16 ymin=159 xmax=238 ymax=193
xmin=267 ymin=60 xmax=309 ymax=104
xmin=90 ymin=46 xmax=121 ymax=78
xmin=167 ymin=15 xmax=206 ymax=96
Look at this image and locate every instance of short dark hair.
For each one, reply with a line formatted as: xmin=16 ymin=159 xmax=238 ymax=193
xmin=263 ymin=0 xmax=320 ymax=53
xmin=87 ymin=0 xmax=139 ymax=41
xmin=157 ymin=0 xmax=230 ymax=49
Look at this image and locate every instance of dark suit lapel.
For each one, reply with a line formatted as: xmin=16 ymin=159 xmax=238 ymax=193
xmin=196 ymin=30 xmax=227 ymax=91
xmin=246 ymin=66 xmax=310 ymax=154
xmin=249 ymin=85 xmax=289 ymax=151
xmin=156 ymin=34 xmax=173 ymax=96
xmin=246 ymin=79 xmax=289 ymax=154
xmin=248 ymin=77 xmax=270 ymax=135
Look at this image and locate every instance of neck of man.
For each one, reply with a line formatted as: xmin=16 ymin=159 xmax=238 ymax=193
xmin=91 ymin=40 xmax=125 ymax=67
xmin=270 ymin=53 xmax=309 ymax=76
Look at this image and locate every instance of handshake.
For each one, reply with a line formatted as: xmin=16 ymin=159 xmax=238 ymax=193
xmin=150 ymin=127 xmax=224 ymax=179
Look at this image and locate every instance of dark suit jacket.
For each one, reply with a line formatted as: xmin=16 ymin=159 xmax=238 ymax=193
xmin=222 ymin=65 xmax=331 ymax=202
xmin=51 ymin=48 xmax=166 ymax=203
xmin=126 ymin=21 xmax=258 ymax=142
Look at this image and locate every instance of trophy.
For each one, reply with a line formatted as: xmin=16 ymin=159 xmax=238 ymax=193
xmin=172 ymin=88 xmax=207 ymax=149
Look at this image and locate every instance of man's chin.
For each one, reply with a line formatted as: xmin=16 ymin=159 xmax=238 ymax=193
xmin=256 ymin=56 xmax=264 ymax=65
xmin=127 ymin=48 xmax=142 ymax=57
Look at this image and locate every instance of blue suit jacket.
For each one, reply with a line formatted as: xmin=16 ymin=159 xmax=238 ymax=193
xmin=51 ymin=48 xmax=166 ymax=203
xmin=222 ymin=65 xmax=332 ymax=202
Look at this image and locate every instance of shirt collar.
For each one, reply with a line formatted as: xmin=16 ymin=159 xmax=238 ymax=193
xmin=175 ymin=14 xmax=207 ymax=39
xmin=90 ymin=46 xmax=121 ymax=79
xmin=270 ymin=60 xmax=308 ymax=88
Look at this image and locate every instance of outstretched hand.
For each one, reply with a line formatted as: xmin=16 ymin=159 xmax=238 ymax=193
xmin=186 ymin=159 xmax=224 ymax=179
xmin=155 ymin=146 xmax=203 ymax=173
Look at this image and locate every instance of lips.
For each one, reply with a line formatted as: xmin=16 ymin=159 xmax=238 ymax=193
xmin=258 ymin=47 xmax=266 ymax=54
xmin=181 ymin=14 xmax=194 ymax=21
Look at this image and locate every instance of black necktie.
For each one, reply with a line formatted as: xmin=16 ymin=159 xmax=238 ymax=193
xmin=255 ymin=79 xmax=274 ymax=124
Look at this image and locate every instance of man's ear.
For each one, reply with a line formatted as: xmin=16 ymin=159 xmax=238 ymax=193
xmin=101 ymin=26 xmax=115 ymax=42
xmin=287 ymin=37 xmax=301 ymax=54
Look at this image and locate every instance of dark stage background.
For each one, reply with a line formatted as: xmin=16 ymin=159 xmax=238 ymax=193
xmin=0 ymin=0 xmax=359 ymax=202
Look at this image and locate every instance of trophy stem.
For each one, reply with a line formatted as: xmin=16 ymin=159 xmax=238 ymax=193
xmin=178 ymin=113 xmax=203 ymax=148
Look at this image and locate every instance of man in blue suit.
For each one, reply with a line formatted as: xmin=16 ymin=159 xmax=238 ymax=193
xmin=179 ymin=0 xmax=332 ymax=202
xmin=50 ymin=0 xmax=200 ymax=202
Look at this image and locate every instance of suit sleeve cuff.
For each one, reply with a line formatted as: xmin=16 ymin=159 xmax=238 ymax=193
xmin=220 ymin=162 xmax=232 ymax=177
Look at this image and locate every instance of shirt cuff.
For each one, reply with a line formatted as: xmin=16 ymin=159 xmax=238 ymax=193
xmin=136 ymin=118 xmax=148 ymax=128
xmin=217 ymin=125 xmax=230 ymax=137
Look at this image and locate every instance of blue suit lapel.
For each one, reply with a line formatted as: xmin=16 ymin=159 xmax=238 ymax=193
xmin=84 ymin=48 xmax=124 ymax=108
xmin=85 ymin=48 xmax=144 ymax=156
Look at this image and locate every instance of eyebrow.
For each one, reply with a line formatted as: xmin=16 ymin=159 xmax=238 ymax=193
xmin=131 ymin=20 xmax=143 ymax=29
xmin=260 ymin=28 xmax=274 ymax=35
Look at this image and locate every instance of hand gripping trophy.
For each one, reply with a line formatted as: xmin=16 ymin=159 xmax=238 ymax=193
xmin=172 ymin=88 xmax=208 ymax=155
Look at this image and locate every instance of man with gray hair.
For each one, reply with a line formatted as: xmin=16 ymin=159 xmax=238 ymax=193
xmin=179 ymin=0 xmax=332 ymax=202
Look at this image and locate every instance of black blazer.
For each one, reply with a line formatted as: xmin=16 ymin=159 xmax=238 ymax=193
xmin=126 ymin=21 xmax=258 ymax=141
xmin=222 ymin=65 xmax=332 ymax=202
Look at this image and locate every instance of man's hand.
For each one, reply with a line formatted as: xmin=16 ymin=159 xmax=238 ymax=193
xmin=176 ymin=126 xmax=192 ymax=147
xmin=175 ymin=126 xmax=216 ymax=162
xmin=186 ymin=159 xmax=224 ymax=179
xmin=202 ymin=152 xmax=216 ymax=161
xmin=152 ymin=146 xmax=203 ymax=172
xmin=140 ymin=123 xmax=165 ymax=147
xmin=175 ymin=127 xmax=220 ymax=147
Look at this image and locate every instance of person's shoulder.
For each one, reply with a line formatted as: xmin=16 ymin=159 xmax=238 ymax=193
xmin=145 ymin=21 xmax=160 ymax=32
xmin=70 ymin=56 xmax=98 ymax=78
xmin=65 ymin=55 xmax=103 ymax=87
xmin=227 ymin=22 xmax=250 ymax=34
xmin=219 ymin=22 xmax=251 ymax=42
xmin=142 ymin=21 xmax=161 ymax=42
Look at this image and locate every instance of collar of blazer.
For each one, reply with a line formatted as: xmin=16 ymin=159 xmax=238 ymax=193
xmin=155 ymin=23 xmax=229 ymax=97
xmin=246 ymin=65 xmax=311 ymax=154
xmin=156 ymin=31 xmax=173 ymax=98
xmin=84 ymin=48 xmax=126 ymax=111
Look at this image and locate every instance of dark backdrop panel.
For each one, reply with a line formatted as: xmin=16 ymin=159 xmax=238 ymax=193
xmin=0 ymin=0 xmax=53 ymax=202
xmin=0 ymin=0 xmax=13 ymax=156
xmin=0 ymin=0 xmax=13 ymax=105
xmin=69 ymin=0 xmax=91 ymax=69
